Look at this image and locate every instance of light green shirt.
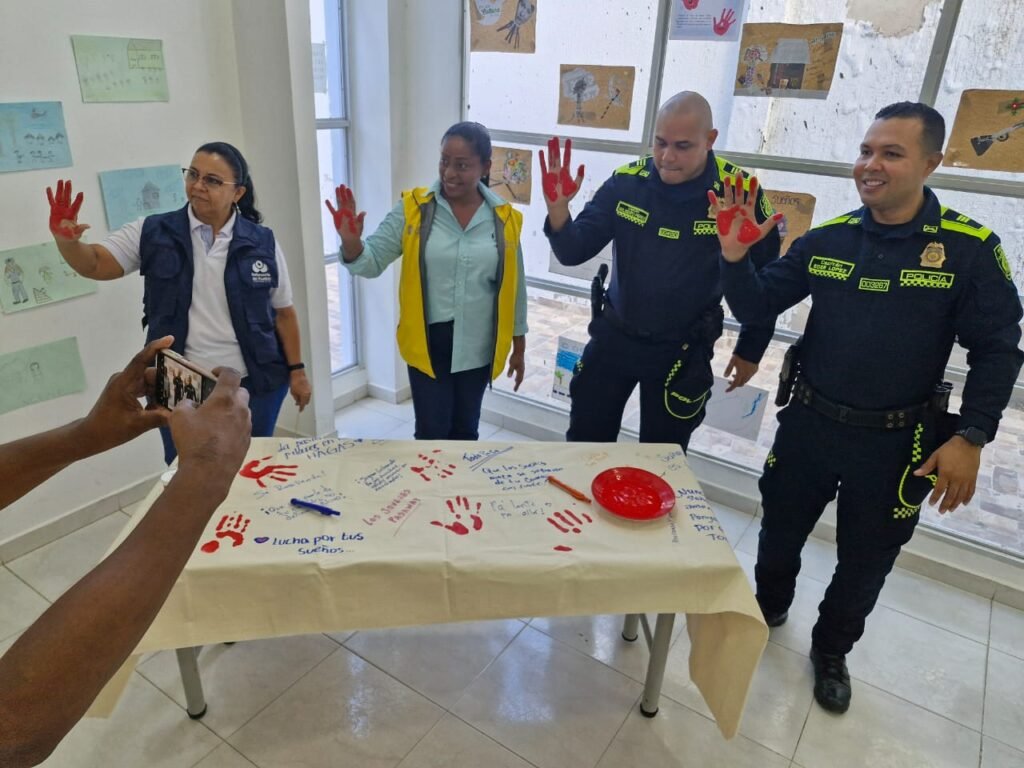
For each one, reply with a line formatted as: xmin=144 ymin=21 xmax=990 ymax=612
xmin=343 ymin=180 xmax=529 ymax=373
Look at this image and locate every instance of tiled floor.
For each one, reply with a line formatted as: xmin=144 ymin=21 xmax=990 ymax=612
xmin=1 ymin=397 xmax=1022 ymax=767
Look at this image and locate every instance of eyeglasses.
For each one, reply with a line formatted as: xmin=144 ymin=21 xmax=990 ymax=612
xmin=182 ymin=168 xmax=238 ymax=188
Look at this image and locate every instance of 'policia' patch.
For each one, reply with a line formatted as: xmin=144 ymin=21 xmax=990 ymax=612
xmin=615 ymin=201 xmax=649 ymax=226
xmin=808 ymin=256 xmax=855 ymax=281
xmin=858 ymin=277 xmax=890 ymax=292
xmin=693 ymin=220 xmax=717 ymax=236
xmin=899 ymin=270 xmax=954 ymax=289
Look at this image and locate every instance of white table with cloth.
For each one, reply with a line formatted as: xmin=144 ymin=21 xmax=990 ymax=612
xmin=92 ymin=437 xmax=768 ymax=738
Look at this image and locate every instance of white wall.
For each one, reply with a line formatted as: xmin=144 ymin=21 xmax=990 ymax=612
xmin=0 ymin=0 xmax=244 ymax=547
xmin=0 ymin=0 xmax=335 ymax=551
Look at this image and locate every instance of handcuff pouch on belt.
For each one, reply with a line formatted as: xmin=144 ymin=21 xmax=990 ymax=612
xmin=662 ymin=304 xmax=723 ymax=420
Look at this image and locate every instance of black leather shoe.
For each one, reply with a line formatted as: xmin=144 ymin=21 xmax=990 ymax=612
xmin=756 ymin=598 xmax=788 ymax=628
xmin=810 ymin=646 xmax=851 ymax=713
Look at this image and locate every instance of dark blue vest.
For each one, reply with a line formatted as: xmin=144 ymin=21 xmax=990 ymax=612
xmin=139 ymin=206 xmax=288 ymax=394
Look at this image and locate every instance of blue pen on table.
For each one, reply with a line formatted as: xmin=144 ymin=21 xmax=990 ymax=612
xmin=290 ymin=498 xmax=341 ymax=517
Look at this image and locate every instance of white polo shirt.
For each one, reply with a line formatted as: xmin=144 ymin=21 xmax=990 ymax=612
xmin=101 ymin=207 xmax=293 ymax=377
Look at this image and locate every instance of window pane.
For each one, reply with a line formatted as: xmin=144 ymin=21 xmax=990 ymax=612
xmin=310 ymin=0 xmax=346 ymax=120
xmin=660 ymin=1 xmax=944 ymax=160
xmin=467 ymin=0 xmax=659 ymax=143
xmin=316 ymin=128 xmax=356 ymax=372
xmin=933 ymin=0 xmax=1024 ymax=184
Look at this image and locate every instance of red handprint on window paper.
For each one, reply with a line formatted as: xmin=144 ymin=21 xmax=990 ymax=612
xmin=712 ymin=8 xmax=736 ymax=36
xmin=431 ymin=495 xmax=483 ymax=535
xmin=200 ymin=514 xmax=251 ymax=553
xmin=411 ymin=450 xmax=456 ymax=482
xmin=239 ymin=456 xmax=298 ymax=488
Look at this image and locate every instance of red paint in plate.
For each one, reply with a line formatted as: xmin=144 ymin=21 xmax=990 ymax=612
xmin=591 ymin=467 xmax=676 ymax=521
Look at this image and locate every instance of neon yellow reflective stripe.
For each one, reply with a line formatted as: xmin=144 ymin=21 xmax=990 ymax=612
xmin=814 ymin=214 xmax=852 ymax=229
xmin=940 ymin=219 xmax=992 ymax=241
xmin=615 ymin=157 xmax=650 ymax=175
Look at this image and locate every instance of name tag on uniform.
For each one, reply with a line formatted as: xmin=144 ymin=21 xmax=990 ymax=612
xmin=808 ymin=256 xmax=855 ymax=281
xmin=658 ymin=227 xmax=680 ymax=239
xmin=615 ymin=201 xmax=649 ymax=226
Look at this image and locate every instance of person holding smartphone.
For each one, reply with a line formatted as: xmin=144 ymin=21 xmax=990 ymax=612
xmin=46 ymin=142 xmax=312 ymax=463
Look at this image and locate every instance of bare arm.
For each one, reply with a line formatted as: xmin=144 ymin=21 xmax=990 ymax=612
xmin=275 ymin=305 xmax=311 ymax=411
xmin=0 ymin=337 xmax=173 ymax=510
xmin=46 ymin=179 xmax=125 ymax=280
xmin=0 ymin=369 xmax=252 ymax=767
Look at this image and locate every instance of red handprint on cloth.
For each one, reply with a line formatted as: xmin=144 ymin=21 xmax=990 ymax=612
xmin=713 ymin=8 xmax=736 ymax=36
xmin=200 ymin=514 xmax=251 ymax=553
xmin=411 ymin=450 xmax=456 ymax=482
xmin=547 ymin=508 xmax=594 ymax=551
xmin=239 ymin=456 xmax=298 ymax=488
xmin=431 ymin=495 xmax=483 ymax=535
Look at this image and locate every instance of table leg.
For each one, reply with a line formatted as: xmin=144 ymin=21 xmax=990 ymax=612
xmin=621 ymin=613 xmax=640 ymax=642
xmin=639 ymin=613 xmax=675 ymax=717
xmin=175 ymin=647 xmax=208 ymax=719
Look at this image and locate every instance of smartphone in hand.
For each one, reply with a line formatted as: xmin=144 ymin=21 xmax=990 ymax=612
xmin=155 ymin=349 xmax=217 ymax=409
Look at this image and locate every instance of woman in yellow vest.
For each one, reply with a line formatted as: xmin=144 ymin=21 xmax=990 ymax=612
xmin=326 ymin=122 xmax=528 ymax=440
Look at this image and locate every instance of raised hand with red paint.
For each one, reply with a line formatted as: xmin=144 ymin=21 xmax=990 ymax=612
xmin=539 ymin=137 xmax=585 ymax=231
xmin=239 ymin=456 xmax=298 ymax=488
xmin=324 ymin=184 xmax=367 ymax=262
xmin=431 ymin=495 xmax=483 ymax=535
xmin=707 ymin=175 xmax=783 ymax=263
xmin=712 ymin=8 xmax=736 ymax=36
xmin=46 ymin=179 xmax=89 ymax=241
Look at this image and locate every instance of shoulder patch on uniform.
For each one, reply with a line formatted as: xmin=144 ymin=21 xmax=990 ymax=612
xmin=939 ymin=207 xmax=992 ymax=241
xmin=614 ymin=156 xmax=652 ymax=176
xmin=759 ymin=193 xmax=775 ymax=219
xmin=994 ymin=243 xmax=1013 ymax=282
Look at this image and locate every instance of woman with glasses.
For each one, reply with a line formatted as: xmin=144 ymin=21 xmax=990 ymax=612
xmin=325 ymin=121 xmax=527 ymax=440
xmin=46 ymin=141 xmax=311 ymax=463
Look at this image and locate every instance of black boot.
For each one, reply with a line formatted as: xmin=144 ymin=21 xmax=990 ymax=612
xmin=756 ymin=597 xmax=788 ymax=628
xmin=810 ymin=646 xmax=851 ymax=713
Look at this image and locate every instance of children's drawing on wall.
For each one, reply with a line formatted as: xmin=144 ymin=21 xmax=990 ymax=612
xmin=734 ymin=23 xmax=843 ymax=99
xmin=0 ymin=102 xmax=72 ymax=173
xmin=557 ymin=65 xmax=635 ymax=130
xmin=489 ymin=146 xmax=533 ymax=203
xmin=764 ymin=190 xmax=816 ymax=256
xmin=703 ymin=377 xmax=768 ymax=441
xmin=71 ymin=35 xmax=169 ymax=102
xmin=99 ymin=165 xmax=187 ymax=229
xmin=0 ymin=242 xmax=97 ymax=314
xmin=0 ymin=337 xmax=87 ymax=415
xmin=944 ymin=90 xmax=1024 ymax=173
xmin=470 ymin=0 xmax=538 ymax=53
xmin=670 ymin=0 xmax=747 ymax=42
xmin=552 ymin=336 xmax=585 ymax=403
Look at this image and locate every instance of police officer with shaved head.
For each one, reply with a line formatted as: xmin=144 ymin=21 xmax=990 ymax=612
xmin=713 ymin=101 xmax=1023 ymax=714
xmin=541 ymin=91 xmax=781 ymax=452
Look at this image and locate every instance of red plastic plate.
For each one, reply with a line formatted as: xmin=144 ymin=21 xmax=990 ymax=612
xmin=591 ymin=467 xmax=676 ymax=521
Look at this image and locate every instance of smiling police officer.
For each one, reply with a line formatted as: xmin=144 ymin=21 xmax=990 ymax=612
xmin=541 ymin=91 xmax=781 ymax=452
xmin=712 ymin=102 xmax=1024 ymax=714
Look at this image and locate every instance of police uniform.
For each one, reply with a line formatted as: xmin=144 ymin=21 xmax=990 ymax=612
xmin=720 ymin=187 xmax=1024 ymax=656
xmin=544 ymin=152 xmax=781 ymax=450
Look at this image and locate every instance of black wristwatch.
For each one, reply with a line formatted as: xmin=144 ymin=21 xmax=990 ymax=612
xmin=287 ymin=362 xmax=305 ymax=372
xmin=954 ymin=426 xmax=988 ymax=447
